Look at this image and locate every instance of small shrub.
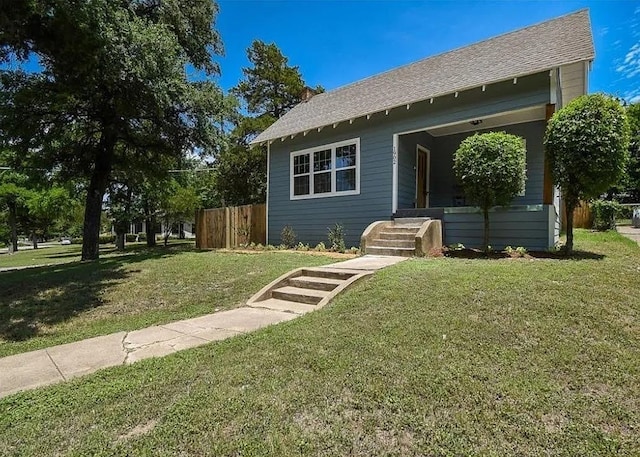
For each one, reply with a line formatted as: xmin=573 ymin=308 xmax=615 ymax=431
xmin=265 ymin=244 xmax=276 ymax=251
xmin=314 ymin=242 xmax=326 ymax=252
xmin=281 ymin=225 xmax=297 ymax=248
xmin=255 ymin=243 xmax=264 ymax=250
xmin=248 ymin=242 xmax=256 ymax=250
xmin=591 ymin=199 xmax=621 ymax=231
xmin=448 ymin=243 xmax=465 ymax=251
xmin=296 ymin=242 xmax=310 ymax=251
xmin=327 ymin=223 xmax=346 ymax=253
xmin=505 ymin=246 xmax=527 ymax=257
xmin=137 ymin=233 xmax=147 ymax=242
xmin=277 ymin=244 xmax=287 ymax=250
xmin=99 ymin=234 xmax=115 ymax=244
xmin=125 ymin=234 xmax=137 ymax=243
xmin=349 ymin=246 xmax=360 ymax=255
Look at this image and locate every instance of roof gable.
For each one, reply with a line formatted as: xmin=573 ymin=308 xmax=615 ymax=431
xmin=252 ymin=9 xmax=594 ymax=145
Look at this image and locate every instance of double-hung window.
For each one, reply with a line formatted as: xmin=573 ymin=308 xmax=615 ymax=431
xmin=291 ymin=138 xmax=360 ymax=200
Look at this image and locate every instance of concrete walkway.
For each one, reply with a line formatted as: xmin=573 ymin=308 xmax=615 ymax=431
xmin=617 ymin=225 xmax=640 ymax=245
xmin=0 ymin=255 xmax=405 ymax=399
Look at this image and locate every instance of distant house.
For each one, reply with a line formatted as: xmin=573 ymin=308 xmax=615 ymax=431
xmin=121 ymin=220 xmax=196 ymax=239
xmin=252 ymin=10 xmax=594 ymax=251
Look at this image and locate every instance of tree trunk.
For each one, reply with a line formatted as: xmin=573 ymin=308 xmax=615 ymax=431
xmin=81 ymin=129 xmax=115 ymax=261
xmin=115 ymin=231 xmax=125 ymax=251
xmin=163 ymin=219 xmax=171 ymax=247
xmin=146 ymin=216 xmax=157 ymax=247
xmin=32 ymin=232 xmax=38 ymax=250
xmin=565 ymin=201 xmax=576 ymax=254
xmin=8 ymin=202 xmax=18 ymax=254
xmin=483 ymin=206 xmax=490 ymax=254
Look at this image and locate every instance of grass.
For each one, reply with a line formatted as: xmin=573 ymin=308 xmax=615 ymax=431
xmin=0 ymin=242 xmax=336 ymax=357
xmin=0 ymin=243 xmax=86 ymax=269
xmin=1 ymin=230 xmax=639 ymax=455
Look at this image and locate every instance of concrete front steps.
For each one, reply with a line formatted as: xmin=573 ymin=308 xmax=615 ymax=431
xmin=247 ymin=267 xmax=373 ymax=315
xmin=363 ymin=218 xmax=441 ymax=257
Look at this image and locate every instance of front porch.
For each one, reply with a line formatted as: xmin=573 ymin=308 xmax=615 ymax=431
xmin=390 ymin=105 xmax=559 ymax=251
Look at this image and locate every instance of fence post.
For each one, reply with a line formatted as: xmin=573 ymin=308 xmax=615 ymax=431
xmin=225 ymin=207 xmax=231 ymax=249
xmin=195 ymin=209 xmax=201 ymax=249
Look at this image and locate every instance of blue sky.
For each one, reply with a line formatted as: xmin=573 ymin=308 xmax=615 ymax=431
xmin=214 ymin=0 xmax=640 ymax=103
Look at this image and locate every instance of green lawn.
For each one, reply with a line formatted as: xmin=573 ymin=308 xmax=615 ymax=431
xmin=1 ymin=230 xmax=639 ymax=455
xmin=0 ymin=241 xmax=194 ymax=269
xmin=0 ymin=243 xmax=336 ymax=357
xmin=0 ymin=243 xmax=85 ymax=269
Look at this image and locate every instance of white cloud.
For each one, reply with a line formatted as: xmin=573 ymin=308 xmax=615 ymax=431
xmin=616 ymin=41 xmax=640 ymax=79
xmin=623 ymin=87 xmax=640 ymax=105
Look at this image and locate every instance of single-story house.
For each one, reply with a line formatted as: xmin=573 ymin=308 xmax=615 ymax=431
xmin=251 ymin=9 xmax=594 ymax=251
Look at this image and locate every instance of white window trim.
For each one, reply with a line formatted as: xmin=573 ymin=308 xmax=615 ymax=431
xmin=290 ymin=137 xmax=360 ymax=200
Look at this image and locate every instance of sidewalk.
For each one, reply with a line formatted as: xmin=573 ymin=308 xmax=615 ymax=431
xmin=0 ymin=255 xmax=405 ymax=399
xmin=617 ymin=225 xmax=640 ymax=245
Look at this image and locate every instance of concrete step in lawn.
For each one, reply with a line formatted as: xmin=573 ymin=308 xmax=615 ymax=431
xmin=365 ymin=246 xmax=416 ymax=257
xmin=246 ymin=266 xmax=375 ymax=315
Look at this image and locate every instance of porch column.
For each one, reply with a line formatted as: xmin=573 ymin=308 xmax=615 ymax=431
xmin=392 ymin=134 xmax=399 ymax=213
xmin=542 ymin=103 xmax=555 ymax=205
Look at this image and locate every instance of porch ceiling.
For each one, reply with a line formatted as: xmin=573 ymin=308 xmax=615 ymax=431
xmin=426 ymin=105 xmax=547 ymax=137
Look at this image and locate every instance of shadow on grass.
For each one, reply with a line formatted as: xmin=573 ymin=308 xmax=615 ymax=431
xmin=444 ymin=249 xmax=605 ymax=261
xmin=0 ymin=244 xmax=194 ymax=342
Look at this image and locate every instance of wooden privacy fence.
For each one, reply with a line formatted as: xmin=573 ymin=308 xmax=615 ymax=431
xmin=560 ymin=200 xmax=592 ymax=230
xmin=195 ymin=204 xmax=266 ymax=249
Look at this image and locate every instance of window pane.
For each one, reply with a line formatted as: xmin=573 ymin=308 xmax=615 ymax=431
xmin=313 ymin=149 xmax=332 ymax=172
xmin=294 ymin=175 xmax=309 ymax=196
xmin=336 ymin=144 xmax=356 ymax=168
xmin=336 ymin=169 xmax=356 ymax=192
xmin=314 ymin=172 xmax=331 ymax=194
xmin=293 ymin=154 xmax=309 ymax=175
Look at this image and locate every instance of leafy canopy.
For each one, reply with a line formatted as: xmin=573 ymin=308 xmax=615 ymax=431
xmin=0 ymin=0 xmax=225 ymax=259
xmin=453 ymin=132 xmax=527 ymax=209
xmin=623 ymin=102 xmax=640 ymax=201
xmin=216 ymin=40 xmax=322 ymax=206
xmin=233 ymin=40 xmax=306 ymax=120
xmin=544 ymin=94 xmax=630 ymax=205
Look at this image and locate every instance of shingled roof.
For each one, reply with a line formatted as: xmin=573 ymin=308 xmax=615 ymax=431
xmin=252 ymin=9 xmax=594 ymax=145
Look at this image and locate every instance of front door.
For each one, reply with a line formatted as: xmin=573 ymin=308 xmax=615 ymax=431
xmin=416 ymin=146 xmax=430 ymax=208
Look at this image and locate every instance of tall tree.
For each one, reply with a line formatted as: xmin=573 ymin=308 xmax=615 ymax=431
xmin=624 ymin=102 xmax=640 ymax=202
xmin=0 ymin=0 xmax=224 ymax=260
xmin=0 ymin=152 xmax=31 ymax=253
xmin=544 ymin=94 xmax=630 ymax=253
xmin=23 ymin=186 xmax=72 ymax=248
xmin=233 ymin=40 xmax=308 ymax=120
xmin=219 ymin=41 xmax=323 ymax=206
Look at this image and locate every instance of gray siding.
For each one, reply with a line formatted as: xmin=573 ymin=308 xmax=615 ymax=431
xmin=443 ymin=205 xmax=555 ymax=251
xmin=268 ymin=71 xmax=550 ymax=247
xmin=268 ymin=123 xmax=393 ymax=247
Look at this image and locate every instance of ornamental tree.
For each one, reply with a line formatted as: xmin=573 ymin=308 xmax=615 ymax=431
xmin=544 ymin=94 xmax=630 ymax=253
xmin=453 ymin=132 xmax=527 ymax=253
